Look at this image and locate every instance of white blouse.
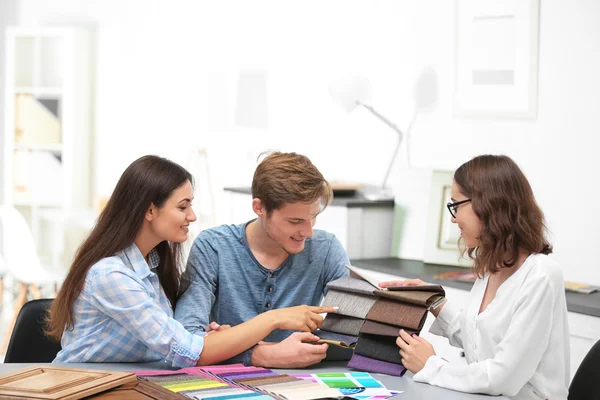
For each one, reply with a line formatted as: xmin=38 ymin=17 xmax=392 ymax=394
xmin=414 ymin=254 xmax=570 ymax=400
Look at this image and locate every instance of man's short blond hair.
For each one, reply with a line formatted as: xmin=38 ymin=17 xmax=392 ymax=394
xmin=251 ymin=151 xmax=333 ymax=214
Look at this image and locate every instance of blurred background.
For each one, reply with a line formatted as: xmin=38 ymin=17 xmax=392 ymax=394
xmin=0 ymin=0 xmax=599 ymax=362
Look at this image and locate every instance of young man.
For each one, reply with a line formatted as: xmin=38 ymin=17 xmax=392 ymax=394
xmin=175 ymin=152 xmax=349 ymax=367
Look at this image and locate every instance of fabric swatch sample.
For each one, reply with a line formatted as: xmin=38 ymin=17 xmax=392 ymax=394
xmin=219 ymin=370 xmax=277 ymax=378
xmin=142 ymin=373 xmax=203 ymax=383
xmin=321 ymin=313 xmax=365 ymax=336
xmin=354 ymin=333 xmax=402 ymax=364
xmin=375 ymin=289 xmax=444 ymax=307
xmin=359 ymin=319 xmax=417 ymax=337
xmin=312 ymin=330 xmax=356 ymax=361
xmin=346 ymin=265 xmax=384 ymax=289
xmin=257 ymin=380 xmax=319 ymax=390
xmin=316 ymin=339 xmax=356 ymax=349
xmin=385 ymin=284 xmax=445 ymax=294
xmin=220 ymin=371 xmax=279 ymax=380
xmin=366 ymin=297 xmax=428 ymax=331
xmin=136 ymin=371 xmax=229 ymax=393
xmin=234 ymin=375 xmax=298 ymax=386
xmin=235 ymin=372 xmax=343 ymax=400
xmin=158 ymin=380 xmax=227 ymax=393
xmin=182 ymin=386 xmax=248 ymax=396
xmin=274 ymin=385 xmax=343 ymax=400
xmin=183 ymin=387 xmax=266 ymax=399
xmin=313 ymin=329 xmax=358 ymax=344
xmin=348 ymin=353 xmax=407 ymax=377
xmin=322 ymin=289 xmax=377 ymax=319
xmin=326 ymin=275 xmax=377 ymax=296
xmin=324 ymin=344 xmax=354 ymax=362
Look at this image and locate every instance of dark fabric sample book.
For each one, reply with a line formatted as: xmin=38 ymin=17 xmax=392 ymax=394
xmin=320 ymin=274 xmax=447 ymax=376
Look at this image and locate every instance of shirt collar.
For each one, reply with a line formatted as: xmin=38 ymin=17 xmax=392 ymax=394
xmin=121 ymin=243 xmax=160 ymax=279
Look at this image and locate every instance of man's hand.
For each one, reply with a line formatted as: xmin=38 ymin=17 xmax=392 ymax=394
xmin=397 ymin=329 xmax=436 ymax=373
xmin=205 ymin=321 xmax=231 ymax=336
xmin=250 ymin=332 xmax=328 ymax=368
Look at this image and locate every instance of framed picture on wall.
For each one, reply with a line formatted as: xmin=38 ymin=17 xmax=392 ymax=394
xmin=453 ymin=0 xmax=540 ymax=119
xmin=424 ymin=170 xmax=472 ymax=267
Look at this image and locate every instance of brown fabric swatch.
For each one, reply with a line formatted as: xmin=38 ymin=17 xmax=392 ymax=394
xmin=366 ymin=297 xmax=428 ymax=330
xmin=322 ymin=289 xmax=377 ymax=319
xmin=375 ymin=289 xmax=444 ymax=307
xmin=359 ymin=320 xmax=417 ymax=337
xmin=321 ymin=313 xmax=365 ymax=336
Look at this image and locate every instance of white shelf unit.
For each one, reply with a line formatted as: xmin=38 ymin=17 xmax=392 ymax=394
xmin=2 ymin=27 xmax=93 ymax=267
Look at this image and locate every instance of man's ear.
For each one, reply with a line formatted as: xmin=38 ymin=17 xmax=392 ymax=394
xmin=252 ymin=198 xmax=265 ymax=218
xmin=145 ymin=203 xmax=156 ymax=222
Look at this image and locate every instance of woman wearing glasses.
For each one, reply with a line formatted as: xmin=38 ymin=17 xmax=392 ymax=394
xmin=380 ymin=155 xmax=569 ymax=399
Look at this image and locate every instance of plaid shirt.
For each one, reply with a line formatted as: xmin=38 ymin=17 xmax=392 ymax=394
xmin=54 ymin=243 xmax=205 ymax=368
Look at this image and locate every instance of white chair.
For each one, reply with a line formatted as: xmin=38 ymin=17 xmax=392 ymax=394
xmin=0 ymin=205 xmax=66 ymax=354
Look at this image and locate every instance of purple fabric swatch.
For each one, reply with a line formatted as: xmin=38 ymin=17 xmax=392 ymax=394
xmin=221 ymin=372 xmax=279 ymax=380
xmin=219 ymin=369 xmax=274 ymax=377
xmin=347 ymin=353 xmax=406 ymax=377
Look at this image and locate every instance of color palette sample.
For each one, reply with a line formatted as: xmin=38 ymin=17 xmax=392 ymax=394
xmin=292 ymin=372 xmax=400 ymax=399
xmin=136 ymin=364 xmax=400 ymax=400
xmin=201 ymin=364 xmax=342 ymax=400
xmin=136 ymin=367 xmax=267 ymax=399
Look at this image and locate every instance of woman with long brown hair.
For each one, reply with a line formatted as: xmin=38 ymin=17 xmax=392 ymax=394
xmin=48 ymin=155 xmax=334 ymax=367
xmin=380 ymin=155 xmax=569 ymax=399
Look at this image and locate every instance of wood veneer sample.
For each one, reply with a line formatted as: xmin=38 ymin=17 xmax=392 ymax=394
xmin=0 ymin=365 xmax=136 ymax=399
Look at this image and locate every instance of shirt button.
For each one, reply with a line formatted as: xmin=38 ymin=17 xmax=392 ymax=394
xmin=268 ymin=286 xmax=273 ymax=293
xmin=269 ymin=272 xmax=274 ymax=278
xmin=265 ymin=302 xmax=271 ymax=308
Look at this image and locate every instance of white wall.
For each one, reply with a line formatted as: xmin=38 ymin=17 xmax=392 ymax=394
xmin=0 ymin=0 xmax=19 ymax=206
xmin=11 ymin=0 xmax=600 ymax=285
xmin=0 ymin=0 xmax=19 ymax=255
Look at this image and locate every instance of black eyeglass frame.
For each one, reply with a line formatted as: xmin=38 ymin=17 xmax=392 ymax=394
xmin=446 ymin=199 xmax=472 ymax=218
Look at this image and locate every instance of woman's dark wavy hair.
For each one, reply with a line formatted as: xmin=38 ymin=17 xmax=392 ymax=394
xmin=46 ymin=155 xmax=193 ymax=341
xmin=454 ymin=155 xmax=552 ymax=276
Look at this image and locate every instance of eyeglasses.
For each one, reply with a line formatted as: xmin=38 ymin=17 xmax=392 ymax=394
xmin=446 ymin=199 xmax=472 ymax=218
